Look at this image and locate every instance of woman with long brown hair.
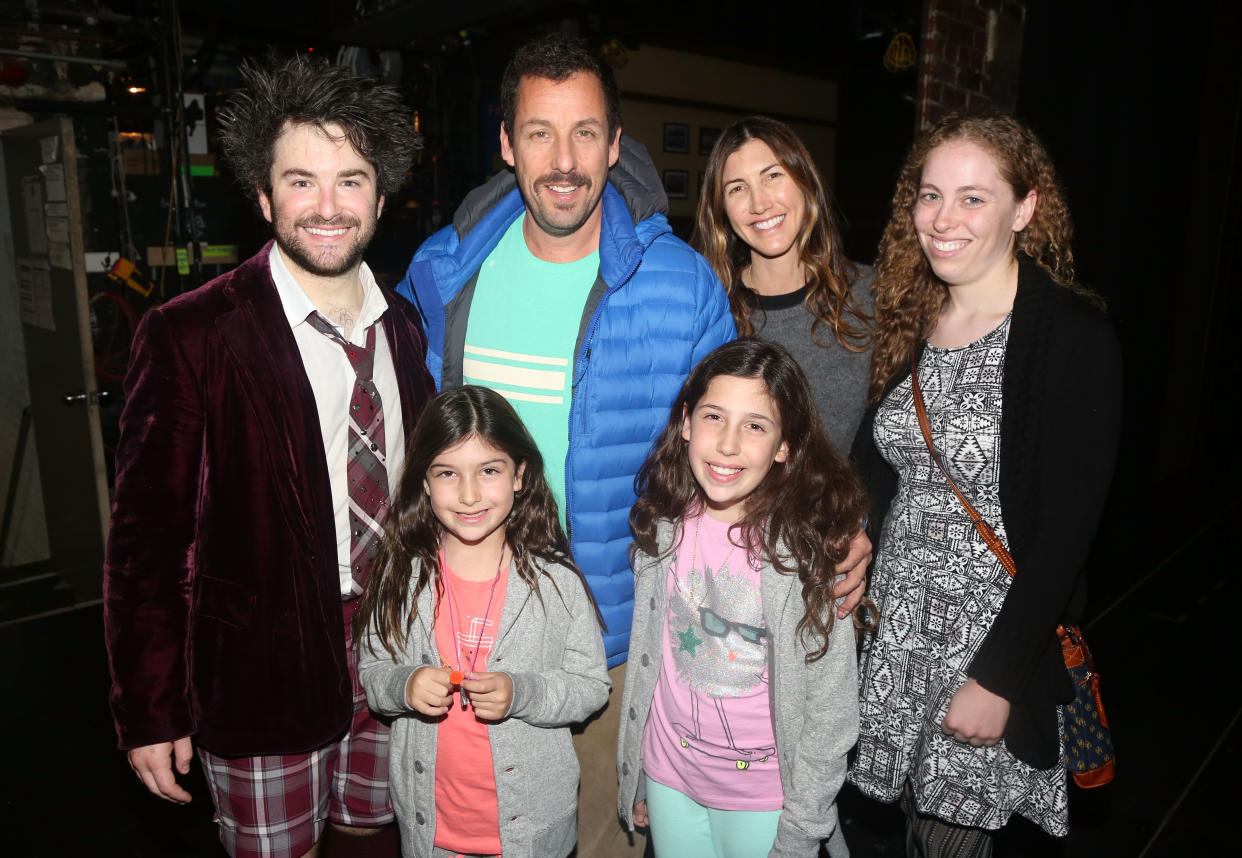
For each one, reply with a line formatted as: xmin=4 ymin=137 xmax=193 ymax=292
xmin=847 ymin=113 xmax=1122 ymax=854
xmin=694 ymin=115 xmax=873 ymax=452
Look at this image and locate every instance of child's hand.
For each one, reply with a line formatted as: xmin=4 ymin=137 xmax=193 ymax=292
xmin=461 ymin=671 xmax=513 ymax=721
xmin=633 ymin=800 xmax=649 ymax=828
xmin=406 ymin=666 xmax=454 ymax=716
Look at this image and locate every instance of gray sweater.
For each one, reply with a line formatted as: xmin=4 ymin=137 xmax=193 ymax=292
xmin=359 ymin=558 xmax=610 ymax=858
xmin=749 ymin=265 xmax=875 ymax=453
xmin=616 ymin=521 xmax=858 ymax=857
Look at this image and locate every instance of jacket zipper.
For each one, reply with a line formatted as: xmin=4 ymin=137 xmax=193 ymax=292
xmin=563 ymin=250 xmax=646 ymax=548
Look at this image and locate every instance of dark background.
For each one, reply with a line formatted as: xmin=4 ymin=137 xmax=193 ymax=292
xmin=1 ymin=0 xmax=1236 ymax=855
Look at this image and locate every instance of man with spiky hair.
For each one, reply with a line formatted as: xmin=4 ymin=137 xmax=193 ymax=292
xmin=103 ymin=55 xmax=435 ymax=858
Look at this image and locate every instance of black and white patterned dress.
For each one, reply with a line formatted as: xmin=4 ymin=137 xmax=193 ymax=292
xmin=848 ymin=317 xmax=1068 ymax=836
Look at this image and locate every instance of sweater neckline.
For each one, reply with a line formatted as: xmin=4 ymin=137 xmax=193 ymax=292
xmin=746 ymin=281 xmax=810 ymax=311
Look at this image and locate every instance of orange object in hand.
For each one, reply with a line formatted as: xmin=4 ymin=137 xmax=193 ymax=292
xmin=449 ymin=670 xmax=464 ymax=685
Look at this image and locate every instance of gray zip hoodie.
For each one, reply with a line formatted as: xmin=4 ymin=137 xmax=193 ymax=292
xmin=359 ymin=557 xmax=610 ymax=858
xmin=616 ymin=521 xmax=858 ymax=857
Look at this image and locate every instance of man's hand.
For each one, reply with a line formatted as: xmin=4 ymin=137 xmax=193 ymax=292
xmin=128 ymin=737 xmax=194 ymax=803
xmin=831 ymin=528 xmax=872 ymax=618
xmin=406 ymin=666 xmax=454 ymax=716
xmin=462 ymin=671 xmax=513 ymax=721
xmin=942 ymin=678 xmax=1010 ymax=747
xmin=633 ymin=800 xmax=649 ymax=828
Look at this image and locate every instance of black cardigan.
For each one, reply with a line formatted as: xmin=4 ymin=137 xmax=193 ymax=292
xmin=852 ymin=259 xmax=1123 ymax=768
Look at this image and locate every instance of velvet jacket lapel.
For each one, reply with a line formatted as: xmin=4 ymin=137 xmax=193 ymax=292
xmin=207 ymin=244 xmax=434 ymax=594
xmin=212 ymin=243 xmax=333 ymax=555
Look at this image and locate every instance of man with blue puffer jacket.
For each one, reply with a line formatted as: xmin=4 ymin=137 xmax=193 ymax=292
xmin=400 ymin=34 xmax=734 ymax=670
xmin=398 ymin=33 xmax=868 ymax=857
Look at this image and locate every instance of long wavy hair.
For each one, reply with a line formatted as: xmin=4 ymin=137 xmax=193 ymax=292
xmin=868 ymin=111 xmax=1101 ymax=402
xmin=355 ymin=386 xmax=601 ymax=658
xmin=693 ymin=116 xmax=869 ymax=350
xmin=631 ymin=339 xmax=870 ymax=662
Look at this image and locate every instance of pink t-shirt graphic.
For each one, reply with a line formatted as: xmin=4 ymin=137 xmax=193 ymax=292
xmin=641 ymin=513 xmax=783 ymax=811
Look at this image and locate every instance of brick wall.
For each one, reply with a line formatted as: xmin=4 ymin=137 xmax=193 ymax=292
xmin=917 ymin=0 xmax=1027 ymax=130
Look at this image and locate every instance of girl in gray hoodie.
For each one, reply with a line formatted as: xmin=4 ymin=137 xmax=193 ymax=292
xmin=618 ymin=339 xmax=871 ymax=857
xmin=356 ymin=385 xmax=609 ymax=858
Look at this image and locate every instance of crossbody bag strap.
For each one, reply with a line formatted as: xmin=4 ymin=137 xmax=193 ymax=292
xmin=909 ymin=347 xmax=1018 ymax=577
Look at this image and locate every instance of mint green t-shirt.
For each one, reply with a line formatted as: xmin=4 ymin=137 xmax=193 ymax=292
xmin=464 ymin=214 xmax=598 ymax=528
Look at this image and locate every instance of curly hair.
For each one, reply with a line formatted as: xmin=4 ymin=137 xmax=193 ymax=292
xmin=354 ymin=386 xmax=603 ymax=659
xmin=217 ymin=54 xmax=420 ymax=206
xmin=631 ymin=339 xmax=870 ymax=662
xmin=500 ymin=33 xmax=621 ymax=140
xmin=868 ymin=111 xmax=1101 ymax=402
xmin=693 ymin=116 xmax=869 ymax=351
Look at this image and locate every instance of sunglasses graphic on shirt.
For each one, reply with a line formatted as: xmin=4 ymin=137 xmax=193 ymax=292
xmin=698 ymin=607 xmax=767 ymax=644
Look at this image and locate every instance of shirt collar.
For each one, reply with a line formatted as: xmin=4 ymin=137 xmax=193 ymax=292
xmin=267 ymin=243 xmax=388 ymax=338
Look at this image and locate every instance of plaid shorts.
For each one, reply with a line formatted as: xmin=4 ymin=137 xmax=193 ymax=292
xmin=198 ymin=601 xmax=393 ymax=858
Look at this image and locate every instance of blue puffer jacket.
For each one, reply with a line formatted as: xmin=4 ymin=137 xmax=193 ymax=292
xmin=398 ymin=137 xmax=735 ymax=664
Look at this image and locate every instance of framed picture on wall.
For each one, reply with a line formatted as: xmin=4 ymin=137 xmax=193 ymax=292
xmin=699 ymin=127 xmax=721 ymax=156
xmin=663 ymin=122 xmax=689 ymax=154
xmin=663 ymin=169 xmax=689 ymax=199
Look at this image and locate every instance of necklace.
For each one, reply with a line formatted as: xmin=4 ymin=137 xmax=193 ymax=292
xmin=679 ymin=512 xmax=739 ymax=605
xmin=438 ymin=540 xmax=505 ymax=710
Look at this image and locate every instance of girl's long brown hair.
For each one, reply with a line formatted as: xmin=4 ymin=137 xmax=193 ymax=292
xmin=693 ymin=115 xmax=870 ymax=350
xmin=630 ymin=339 xmax=869 ymax=662
xmin=354 ymin=385 xmax=602 ymax=659
xmin=869 ymin=111 xmax=1102 ymax=402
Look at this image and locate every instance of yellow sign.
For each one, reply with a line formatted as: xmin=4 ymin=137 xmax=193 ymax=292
xmin=884 ymin=32 xmax=917 ymax=73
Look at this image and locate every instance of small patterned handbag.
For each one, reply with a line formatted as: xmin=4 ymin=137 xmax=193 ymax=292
xmin=1058 ymin=624 xmax=1115 ymax=787
xmin=910 ymin=350 xmax=1116 ymax=788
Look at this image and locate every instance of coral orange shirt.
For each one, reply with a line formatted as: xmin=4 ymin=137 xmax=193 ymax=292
xmin=432 ymin=559 xmax=508 ymax=855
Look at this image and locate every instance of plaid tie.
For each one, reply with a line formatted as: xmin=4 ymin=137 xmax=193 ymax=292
xmin=306 ymin=312 xmax=389 ymax=595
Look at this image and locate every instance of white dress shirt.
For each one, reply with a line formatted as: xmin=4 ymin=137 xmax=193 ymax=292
xmin=268 ymin=244 xmax=406 ymax=595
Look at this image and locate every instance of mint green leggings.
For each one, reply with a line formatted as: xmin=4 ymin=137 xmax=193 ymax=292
xmin=644 ymin=776 xmax=781 ymax=858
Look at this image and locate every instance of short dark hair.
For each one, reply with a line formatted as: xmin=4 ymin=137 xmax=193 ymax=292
xmin=217 ymin=54 xmax=421 ymax=204
xmin=500 ymin=34 xmax=621 ymax=140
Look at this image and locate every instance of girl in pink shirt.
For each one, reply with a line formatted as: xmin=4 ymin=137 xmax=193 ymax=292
xmin=618 ymin=339 xmax=871 ymax=857
xmin=357 ymin=385 xmax=609 ymax=858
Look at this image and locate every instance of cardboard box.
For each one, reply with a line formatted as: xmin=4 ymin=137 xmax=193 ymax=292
xmin=122 ymin=148 xmax=159 ymax=175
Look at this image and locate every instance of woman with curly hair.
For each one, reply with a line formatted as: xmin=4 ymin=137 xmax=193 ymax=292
xmin=847 ymin=113 xmax=1122 ymax=854
xmin=694 ymin=116 xmax=873 ymax=452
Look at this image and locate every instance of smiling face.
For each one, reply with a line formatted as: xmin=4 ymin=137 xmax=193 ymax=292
xmin=681 ymin=374 xmax=789 ymax=523
xmin=258 ymin=121 xmax=383 ymax=281
xmin=912 ymin=139 xmax=1036 ymax=292
xmin=424 ymin=434 xmax=525 ymax=554
xmin=721 ymin=138 xmax=807 ymax=266
xmin=499 ymin=72 xmax=621 ymax=259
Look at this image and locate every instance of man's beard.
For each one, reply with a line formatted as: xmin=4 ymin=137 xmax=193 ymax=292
xmin=274 ymin=213 xmax=375 ymax=277
xmin=522 ymin=170 xmax=600 ymax=238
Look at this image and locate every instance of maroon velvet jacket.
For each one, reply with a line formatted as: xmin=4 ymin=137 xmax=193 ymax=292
xmin=103 ymin=243 xmax=436 ymax=756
